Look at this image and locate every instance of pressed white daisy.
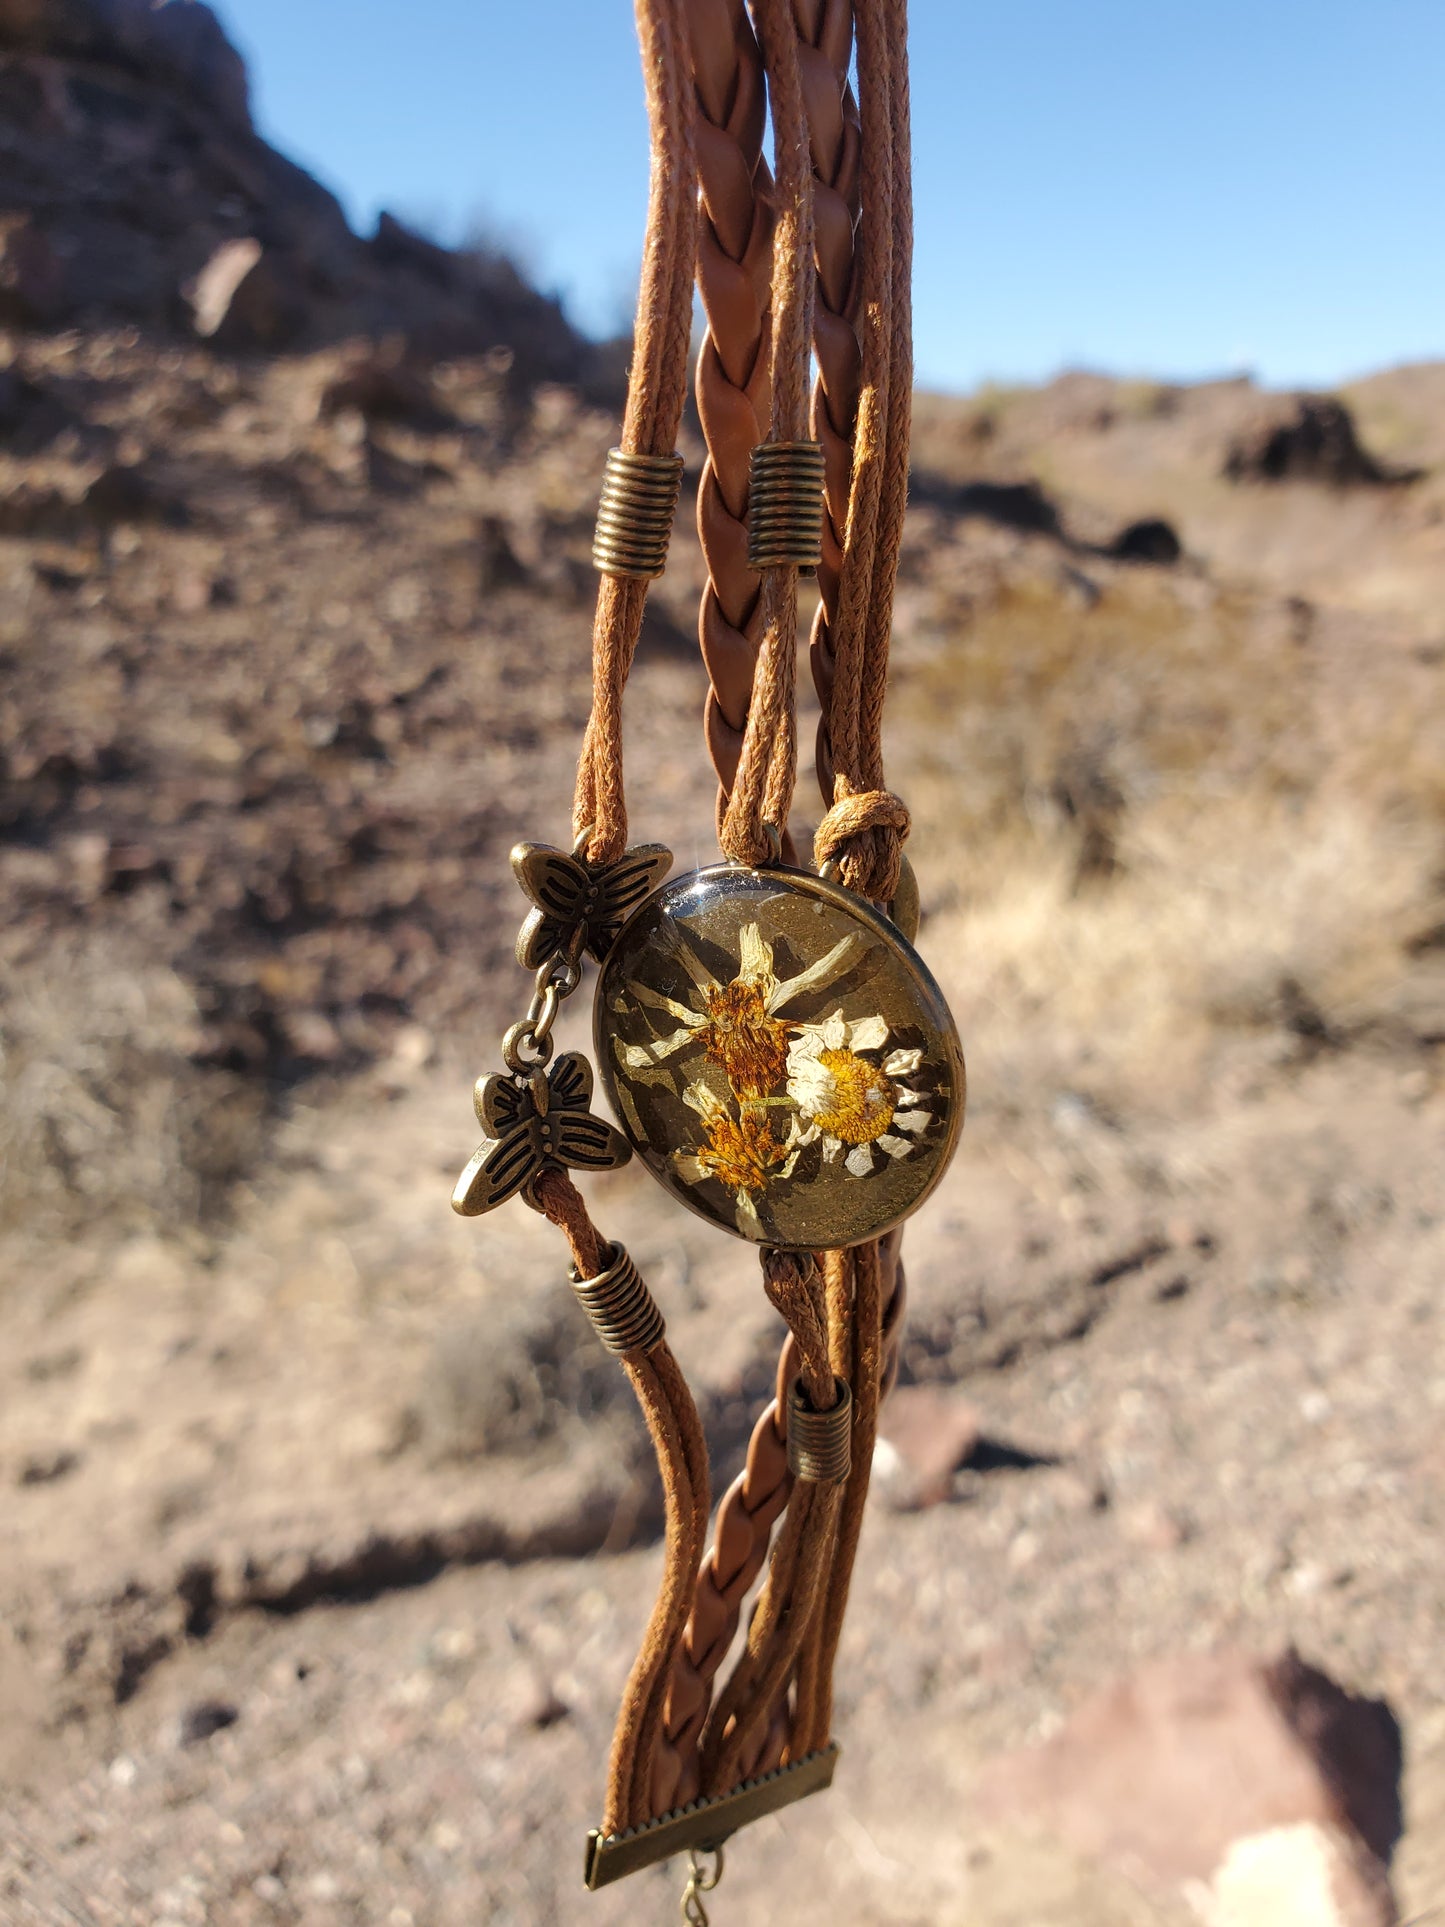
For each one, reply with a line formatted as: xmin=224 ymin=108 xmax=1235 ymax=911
xmin=618 ymin=921 xmax=859 ymax=1096
xmin=785 ymin=1008 xmax=932 ymax=1176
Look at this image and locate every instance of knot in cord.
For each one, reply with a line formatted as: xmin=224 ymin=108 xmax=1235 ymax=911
xmin=813 ymin=788 xmax=911 ymax=902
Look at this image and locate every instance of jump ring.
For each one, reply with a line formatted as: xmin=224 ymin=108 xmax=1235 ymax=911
xmin=501 ymin=1020 xmax=553 ymax=1073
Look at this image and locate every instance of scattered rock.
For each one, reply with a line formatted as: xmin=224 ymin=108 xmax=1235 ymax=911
xmin=18 ymin=1447 xmax=80 ymax=1486
xmin=1195 ymin=1822 xmax=1395 ymax=1927
xmin=23 ymin=1347 xmax=83 ymax=1384
xmin=475 ymin=512 xmax=530 ymax=592
xmin=874 ymin=1385 xmax=982 ymax=1507
xmin=918 ymin=474 xmax=1067 ymax=538
xmin=418 ymin=1287 xmax=631 ymax=1462
xmin=278 ymin=1008 xmax=343 ymax=1063
xmin=369 ymin=212 xmax=458 ymax=290
xmin=1118 ymin=1498 xmax=1192 ymax=1551
xmin=1223 ymin=396 xmax=1409 ymax=488
xmin=979 ymin=1649 xmax=1402 ymax=1912
xmin=0 ymin=365 xmax=70 ymax=450
xmin=1111 ymin=516 xmax=1182 ymax=564
xmin=188 ymin=239 xmax=304 ymax=350
xmin=83 ymin=461 xmax=176 ymax=525
xmin=0 ymin=212 xmax=65 ymax=326
xmin=177 ymin=1698 xmax=239 ymax=1747
xmin=0 ymin=478 xmax=70 ymax=534
xmin=0 ymin=0 xmax=251 ymax=132
xmin=522 ymin=1684 xmax=570 ymax=1731
xmin=315 ymin=341 xmax=448 ymax=428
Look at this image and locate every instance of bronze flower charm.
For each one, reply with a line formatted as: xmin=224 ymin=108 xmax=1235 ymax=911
xmin=597 ymin=864 xmax=965 ymax=1248
xmin=452 ymin=1051 xmax=632 ymax=1217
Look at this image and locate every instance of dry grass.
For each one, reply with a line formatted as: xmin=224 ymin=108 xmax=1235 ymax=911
xmin=894 ymin=570 xmax=1443 ymax=1112
xmin=0 ymin=936 xmax=264 ymax=1245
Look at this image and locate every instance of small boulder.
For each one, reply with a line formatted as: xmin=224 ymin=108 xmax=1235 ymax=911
xmin=1223 ymin=396 xmax=1406 ymax=488
xmin=188 ymin=238 xmax=303 ymax=349
xmin=874 ymin=1384 xmax=982 ymax=1507
xmin=0 ymin=214 xmax=65 ymax=327
xmin=1111 ymin=516 xmax=1182 ymax=564
xmin=475 ymin=513 xmax=529 ymax=593
xmin=978 ymin=1648 xmax=1402 ymax=1919
xmin=315 ymin=340 xmax=448 ymax=428
xmin=177 ymin=1699 xmax=239 ymax=1747
xmin=83 ymin=462 xmax=174 ymax=526
xmin=370 ymin=211 xmax=457 ymax=289
xmin=1200 ymin=1822 xmax=1396 ymax=1927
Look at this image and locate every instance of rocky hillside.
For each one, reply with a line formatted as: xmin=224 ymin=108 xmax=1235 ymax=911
xmin=0 ymin=0 xmax=604 ymax=381
xmin=2 ymin=9 xmax=1444 ymax=1926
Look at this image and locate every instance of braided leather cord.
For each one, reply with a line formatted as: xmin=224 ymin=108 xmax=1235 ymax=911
xmin=653 ymin=1335 xmax=797 ymax=1811
xmin=536 ymin=0 xmax=717 ymax=1837
xmin=693 ymin=1235 xmax=839 ymax=1792
xmin=686 ymin=0 xmax=777 ymax=835
xmin=794 ymin=0 xmax=864 ymax=804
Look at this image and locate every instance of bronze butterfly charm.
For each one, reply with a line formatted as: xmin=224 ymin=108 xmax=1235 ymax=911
xmin=451 ymin=1051 xmax=632 ymax=1217
xmin=512 ymin=839 xmax=673 ymax=971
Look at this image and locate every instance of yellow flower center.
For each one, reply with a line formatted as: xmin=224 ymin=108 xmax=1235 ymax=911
xmin=813 ymin=1047 xmax=895 ymax=1145
xmin=702 ymin=978 xmax=789 ymax=1097
xmin=696 ymin=1106 xmax=787 ymax=1196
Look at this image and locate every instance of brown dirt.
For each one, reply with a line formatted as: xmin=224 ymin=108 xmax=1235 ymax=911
xmin=2 ymin=22 xmax=1444 ymax=1902
xmin=1 ymin=327 xmax=1442 ymax=1923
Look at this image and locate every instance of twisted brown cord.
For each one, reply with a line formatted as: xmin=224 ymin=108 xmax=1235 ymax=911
xmin=630 ymin=1339 xmax=712 ymax=1821
xmin=533 ymin=1168 xmax=711 ymax=1831
xmin=797 ymin=0 xmax=871 ymax=786
xmin=532 ymin=1166 xmax=608 ymax=1279
xmin=696 ymin=1232 xmax=908 ymax=1778
xmin=791 ymin=1234 xmax=885 ymax=1753
xmin=573 ymin=0 xmax=698 ymax=863
xmin=804 ymin=0 xmax=909 ymax=903
xmin=762 ymin=1250 xmax=831 ymax=1406
xmin=837 ymin=0 xmax=913 ymax=902
xmin=611 ymin=1346 xmax=705 ymax=1831
xmin=685 ymin=0 xmax=777 ymax=836
xmin=554 ymin=9 xmax=716 ymax=1822
xmin=863 ymin=0 xmax=913 ymax=743
xmin=719 ymin=0 xmax=816 ymax=864
xmin=789 ymin=3 xmax=918 ymax=1748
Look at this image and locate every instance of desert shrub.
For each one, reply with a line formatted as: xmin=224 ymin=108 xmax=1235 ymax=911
xmin=0 ymin=937 xmax=265 ymax=1246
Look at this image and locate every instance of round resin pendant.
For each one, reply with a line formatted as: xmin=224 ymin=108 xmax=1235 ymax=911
xmin=595 ymin=863 xmax=965 ymax=1250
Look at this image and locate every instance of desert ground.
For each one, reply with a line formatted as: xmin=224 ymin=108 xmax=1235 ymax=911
xmin=2 ymin=10 xmax=1444 ymax=1924
xmin=2 ymin=328 xmax=1443 ymax=1924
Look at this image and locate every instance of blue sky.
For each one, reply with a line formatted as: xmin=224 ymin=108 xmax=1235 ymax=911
xmin=214 ymin=0 xmax=1444 ymax=394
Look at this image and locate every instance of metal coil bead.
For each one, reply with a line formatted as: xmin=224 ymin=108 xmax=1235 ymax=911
xmin=786 ymin=1377 xmax=853 ymax=1483
xmin=747 ymin=440 xmax=827 ymax=571
xmin=569 ymin=1242 xmax=667 ymax=1356
xmin=592 ymin=449 xmax=685 ymax=579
